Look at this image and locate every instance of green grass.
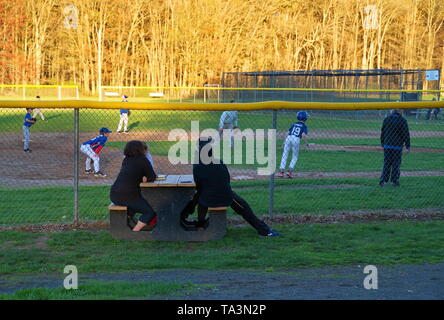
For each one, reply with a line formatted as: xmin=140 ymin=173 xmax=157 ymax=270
xmin=0 ymin=281 xmax=195 ymax=300
xmin=1 ymin=108 xmax=443 ymax=133
xmin=1 ymin=221 xmax=444 ymax=275
xmin=1 ymin=176 xmax=443 ymax=225
xmin=108 ymin=139 xmax=443 ymax=172
xmin=312 ymin=137 xmax=444 ymax=150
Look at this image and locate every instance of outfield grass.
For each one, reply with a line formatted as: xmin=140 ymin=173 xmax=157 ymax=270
xmin=1 ymin=177 xmax=443 ymax=225
xmin=311 ymin=137 xmax=444 ymax=150
xmin=0 ymin=108 xmax=443 ymax=133
xmin=1 ymin=221 xmax=444 ymax=275
xmin=0 ymin=281 xmax=195 ymax=300
xmin=107 ymin=139 xmax=443 ymax=172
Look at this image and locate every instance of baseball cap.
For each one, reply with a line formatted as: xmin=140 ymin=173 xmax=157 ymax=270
xmin=100 ymin=127 xmax=112 ymax=134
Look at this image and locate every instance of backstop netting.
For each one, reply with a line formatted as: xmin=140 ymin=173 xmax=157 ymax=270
xmin=221 ymin=69 xmax=441 ymax=103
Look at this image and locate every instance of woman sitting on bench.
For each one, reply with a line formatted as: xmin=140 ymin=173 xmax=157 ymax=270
xmin=110 ymin=140 xmax=157 ymax=231
xmin=181 ymin=137 xmax=279 ymax=237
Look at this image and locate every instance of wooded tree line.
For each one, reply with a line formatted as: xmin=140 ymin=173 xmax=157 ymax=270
xmin=0 ymin=0 xmax=443 ymax=94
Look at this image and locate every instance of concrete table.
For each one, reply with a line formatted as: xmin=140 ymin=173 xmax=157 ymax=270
xmin=109 ymin=174 xmax=227 ymax=241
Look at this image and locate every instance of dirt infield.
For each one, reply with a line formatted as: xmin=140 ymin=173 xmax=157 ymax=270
xmin=1 ymin=130 xmax=443 ymax=189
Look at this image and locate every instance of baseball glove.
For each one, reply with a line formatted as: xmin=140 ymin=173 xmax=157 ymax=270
xmin=31 ymin=117 xmax=37 ymax=123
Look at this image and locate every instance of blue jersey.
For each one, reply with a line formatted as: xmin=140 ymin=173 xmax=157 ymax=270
xmin=120 ymin=98 xmax=129 ymax=114
xmin=82 ymin=135 xmax=108 ymax=154
xmin=288 ymin=121 xmax=308 ymax=138
xmin=23 ymin=113 xmax=33 ymax=127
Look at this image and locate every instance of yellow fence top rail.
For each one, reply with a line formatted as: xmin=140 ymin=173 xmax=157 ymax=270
xmin=1 ymin=99 xmax=443 ymax=111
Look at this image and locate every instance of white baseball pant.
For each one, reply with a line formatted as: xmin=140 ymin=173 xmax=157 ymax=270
xmin=117 ymin=113 xmax=129 ymax=132
xmin=32 ymin=109 xmax=45 ymax=120
xmin=80 ymin=144 xmax=100 ymax=172
xmin=23 ymin=125 xmax=30 ymax=150
xmin=279 ymin=135 xmax=301 ymax=171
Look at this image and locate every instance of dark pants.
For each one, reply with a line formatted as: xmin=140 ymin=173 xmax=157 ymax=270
xmin=111 ymin=196 xmax=156 ymax=224
xmin=181 ymin=192 xmax=271 ymax=236
xmin=380 ymin=149 xmax=402 ymax=183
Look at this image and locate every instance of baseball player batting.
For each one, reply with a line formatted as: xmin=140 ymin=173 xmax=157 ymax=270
xmin=277 ymin=111 xmax=310 ymax=178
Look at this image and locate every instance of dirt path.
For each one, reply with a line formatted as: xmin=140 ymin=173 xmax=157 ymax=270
xmin=1 ymin=263 xmax=443 ymax=299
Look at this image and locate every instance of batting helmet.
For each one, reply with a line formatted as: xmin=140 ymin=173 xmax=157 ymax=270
xmin=297 ymin=111 xmax=310 ymax=121
xmin=100 ymin=127 xmax=112 ymax=134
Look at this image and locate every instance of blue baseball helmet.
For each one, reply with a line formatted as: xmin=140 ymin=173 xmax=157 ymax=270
xmin=297 ymin=111 xmax=310 ymax=121
xmin=100 ymin=127 xmax=112 ymax=134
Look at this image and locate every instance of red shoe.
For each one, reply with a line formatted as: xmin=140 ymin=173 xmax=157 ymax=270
xmin=148 ymin=216 xmax=157 ymax=226
xmin=276 ymin=171 xmax=285 ymax=178
xmin=286 ymin=170 xmax=294 ymax=178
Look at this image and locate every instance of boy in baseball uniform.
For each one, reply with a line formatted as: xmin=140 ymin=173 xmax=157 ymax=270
xmin=117 ymin=95 xmax=130 ymax=133
xmin=277 ymin=111 xmax=310 ymax=178
xmin=23 ymin=108 xmax=36 ymax=152
xmin=80 ymin=127 xmax=112 ymax=177
xmin=218 ymin=100 xmax=238 ymax=147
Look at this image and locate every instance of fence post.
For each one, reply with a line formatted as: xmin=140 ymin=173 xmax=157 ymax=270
xmin=73 ymin=108 xmax=79 ymax=224
xmin=268 ymin=109 xmax=277 ymax=216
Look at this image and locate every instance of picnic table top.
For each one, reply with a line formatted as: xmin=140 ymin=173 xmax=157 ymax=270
xmin=140 ymin=174 xmax=195 ymax=188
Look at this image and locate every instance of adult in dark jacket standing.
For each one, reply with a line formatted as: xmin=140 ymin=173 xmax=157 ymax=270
xmin=380 ymin=109 xmax=411 ymax=186
xmin=181 ymin=137 xmax=279 ymax=237
xmin=110 ymin=140 xmax=157 ymax=231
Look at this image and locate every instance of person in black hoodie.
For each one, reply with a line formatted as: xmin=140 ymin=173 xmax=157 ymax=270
xmin=380 ymin=109 xmax=411 ymax=187
xmin=110 ymin=140 xmax=157 ymax=231
xmin=181 ymin=137 xmax=279 ymax=237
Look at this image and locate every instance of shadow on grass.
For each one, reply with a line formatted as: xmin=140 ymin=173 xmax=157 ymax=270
xmin=127 ymin=121 xmax=140 ymax=131
xmin=44 ymin=115 xmax=62 ymax=121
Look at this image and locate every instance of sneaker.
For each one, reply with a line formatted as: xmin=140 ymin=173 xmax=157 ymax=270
xmin=276 ymin=171 xmax=285 ymax=178
xmin=94 ymin=171 xmax=107 ymax=177
xmin=123 ymin=130 xmax=129 ymax=134
xmin=379 ymin=181 xmax=385 ymax=187
xmin=286 ymin=170 xmax=293 ymax=178
xmin=85 ymin=169 xmax=93 ymax=174
xmin=117 ymin=131 xmax=121 ymax=134
xmin=265 ymin=229 xmax=280 ymax=237
xmin=24 ymin=148 xmax=32 ymax=152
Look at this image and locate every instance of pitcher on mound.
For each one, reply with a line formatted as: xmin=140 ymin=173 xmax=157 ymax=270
xmin=277 ymin=111 xmax=310 ymax=178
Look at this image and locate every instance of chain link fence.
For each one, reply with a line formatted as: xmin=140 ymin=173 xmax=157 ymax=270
xmin=0 ymin=100 xmax=443 ymax=227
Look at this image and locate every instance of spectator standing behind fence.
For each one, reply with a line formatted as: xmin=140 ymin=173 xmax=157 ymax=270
xmin=219 ymin=100 xmax=238 ymax=147
xmin=379 ymin=109 xmax=411 ymax=187
xmin=23 ymin=108 xmax=36 ymax=152
xmin=117 ymin=95 xmax=130 ymax=134
xmin=110 ymin=140 xmax=157 ymax=232
xmin=32 ymin=96 xmax=45 ymax=120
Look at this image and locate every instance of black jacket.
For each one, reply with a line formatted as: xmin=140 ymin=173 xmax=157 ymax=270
xmin=110 ymin=155 xmax=156 ymax=203
xmin=193 ymin=160 xmax=233 ymax=207
xmin=380 ymin=113 xmax=410 ymax=149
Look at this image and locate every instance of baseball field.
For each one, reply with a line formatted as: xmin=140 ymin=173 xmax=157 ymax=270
xmin=0 ymin=106 xmax=443 ymax=299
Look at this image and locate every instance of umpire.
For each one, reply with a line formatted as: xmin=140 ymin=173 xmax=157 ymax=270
xmin=379 ymin=109 xmax=411 ymax=187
